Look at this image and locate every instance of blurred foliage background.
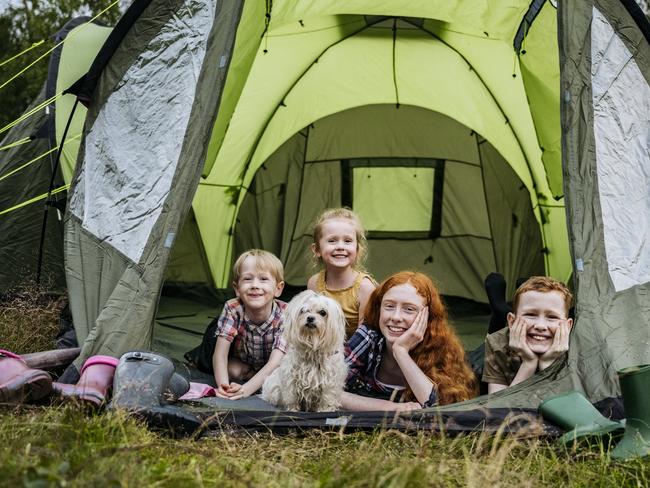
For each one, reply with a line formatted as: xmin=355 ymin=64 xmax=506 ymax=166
xmin=0 ymin=0 xmax=125 ymax=129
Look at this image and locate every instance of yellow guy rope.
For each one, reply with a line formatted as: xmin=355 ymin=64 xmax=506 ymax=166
xmin=0 ymin=133 xmax=81 ymax=183
xmin=0 ymin=137 xmax=31 ymax=151
xmin=0 ymin=184 xmax=69 ymax=216
xmin=0 ymin=40 xmax=46 ymax=68
xmin=0 ymin=93 xmax=60 ymax=136
xmin=0 ymin=0 xmax=120 ymax=91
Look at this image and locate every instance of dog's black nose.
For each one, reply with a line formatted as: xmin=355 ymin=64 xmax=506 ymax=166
xmin=304 ymin=315 xmax=317 ymax=328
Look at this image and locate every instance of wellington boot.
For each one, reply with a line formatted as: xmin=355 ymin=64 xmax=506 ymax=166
xmin=0 ymin=349 xmax=52 ymax=403
xmin=167 ymin=372 xmax=190 ymax=400
xmin=109 ymin=351 xmax=201 ymax=436
xmin=611 ymin=364 xmax=650 ymax=460
xmin=539 ymin=390 xmax=623 ymax=445
xmin=52 ymin=355 xmax=119 ymax=407
xmin=110 ymin=351 xmax=175 ymax=411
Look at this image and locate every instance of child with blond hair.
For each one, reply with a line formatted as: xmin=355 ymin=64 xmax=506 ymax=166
xmin=307 ymin=208 xmax=376 ymax=337
xmin=212 ymin=249 xmax=287 ymax=399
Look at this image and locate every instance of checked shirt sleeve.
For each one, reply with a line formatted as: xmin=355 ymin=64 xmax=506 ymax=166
xmin=344 ymin=325 xmax=373 ymax=388
xmin=214 ymin=301 xmax=240 ymax=342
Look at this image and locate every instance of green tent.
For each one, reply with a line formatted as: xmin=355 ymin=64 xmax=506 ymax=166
xmin=0 ymin=18 xmax=111 ymax=293
xmin=4 ymin=0 xmax=650 ymax=412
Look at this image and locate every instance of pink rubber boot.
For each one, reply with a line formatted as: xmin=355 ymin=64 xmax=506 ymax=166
xmin=52 ymin=355 xmax=118 ymax=407
xmin=0 ymin=349 xmax=52 ymax=403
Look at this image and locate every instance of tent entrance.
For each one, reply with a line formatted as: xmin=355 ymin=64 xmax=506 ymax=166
xmin=234 ymin=103 xmax=545 ymax=302
xmin=154 ymin=104 xmax=543 ymax=360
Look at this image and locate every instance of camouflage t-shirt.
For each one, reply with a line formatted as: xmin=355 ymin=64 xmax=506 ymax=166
xmin=481 ymin=328 xmax=522 ymax=386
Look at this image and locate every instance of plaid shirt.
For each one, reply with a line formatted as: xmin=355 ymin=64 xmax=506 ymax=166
xmin=214 ymin=298 xmax=287 ymax=370
xmin=344 ymin=324 xmax=438 ymax=407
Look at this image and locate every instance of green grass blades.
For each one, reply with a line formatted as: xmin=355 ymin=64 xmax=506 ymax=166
xmin=1 ymin=407 xmax=650 ymax=487
xmin=0 ymin=285 xmax=64 ymax=353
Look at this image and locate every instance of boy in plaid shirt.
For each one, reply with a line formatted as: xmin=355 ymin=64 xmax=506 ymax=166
xmin=213 ymin=250 xmax=287 ymax=399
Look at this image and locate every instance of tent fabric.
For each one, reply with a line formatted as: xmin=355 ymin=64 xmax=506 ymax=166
xmin=68 ymin=1 xmax=218 ymax=263
xmin=439 ymin=0 xmax=650 ymax=410
xmin=0 ymin=18 xmax=110 ymax=295
xmin=557 ymin=0 xmax=650 ymax=404
xmin=591 ymin=6 xmax=650 ymax=292
xmin=66 ymin=0 xmax=245 ymax=370
xmin=0 ymin=85 xmax=65 ymax=293
xmin=129 ymin=390 xmax=624 ymax=436
xmin=0 ymin=0 xmax=640 ymax=415
xmin=54 ymin=20 xmax=113 ymax=184
xmin=194 ymin=12 xmax=572 ymax=292
xmin=517 ymin=1 xmax=563 ymax=199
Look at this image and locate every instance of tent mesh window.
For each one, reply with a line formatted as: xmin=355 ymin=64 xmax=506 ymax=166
xmin=341 ymin=158 xmax=444 ymax=239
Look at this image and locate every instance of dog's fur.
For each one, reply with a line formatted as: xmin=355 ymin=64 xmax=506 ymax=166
xmin=261 ymin=290 xmax=347 ymax=412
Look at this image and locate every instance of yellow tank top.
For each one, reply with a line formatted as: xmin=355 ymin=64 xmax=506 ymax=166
xmin=315 ymin=270 xmax=374 ymax=338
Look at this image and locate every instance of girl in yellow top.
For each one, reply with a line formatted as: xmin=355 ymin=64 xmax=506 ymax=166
xmin=307 ymin=208 xmax=377 ymax=337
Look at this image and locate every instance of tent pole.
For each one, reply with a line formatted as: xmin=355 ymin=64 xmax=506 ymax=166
xmin=36 ymin=98 xmax=79 ymax=286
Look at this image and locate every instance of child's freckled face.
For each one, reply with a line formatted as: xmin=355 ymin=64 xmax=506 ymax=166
xmin=378 ymin=283 xmax=426 ymax=345
xmin=234 ymin=257 xmax=282 ymax=312
xmin=516 ymin=290 xmax=570 ymax=355
xmin=315 ymin=218 xmax=359 ymax=269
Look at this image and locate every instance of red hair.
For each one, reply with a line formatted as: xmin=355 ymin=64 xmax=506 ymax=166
xmin=513 ymin=276 xmax=573 ymax=315
xmin=364 ymin=271 xmax=478 ymax=405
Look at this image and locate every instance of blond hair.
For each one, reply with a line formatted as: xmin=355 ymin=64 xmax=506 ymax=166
xmin=311 ymin=207 xmax=368 ymax=270
xmin=232 ymin=249 xmax=284 ymax=284
xmin=513 ymin=276 xmax=573 ymax=315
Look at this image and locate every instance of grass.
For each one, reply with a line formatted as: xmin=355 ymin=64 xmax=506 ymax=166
xmin=0 ymin=285 xmax=64 ymax=353
xmin=2 ymin=406 xmax=650 ymax=487
xmin=2 ymin=291 xmax=650 ymax=487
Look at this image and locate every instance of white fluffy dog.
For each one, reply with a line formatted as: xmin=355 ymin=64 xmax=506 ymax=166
xmin=262 ymin=290 xmax=348 ymax=412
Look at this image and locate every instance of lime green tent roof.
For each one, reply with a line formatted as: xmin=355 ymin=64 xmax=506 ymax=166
xmin=195 ymin=3 xmax=569 ymax=289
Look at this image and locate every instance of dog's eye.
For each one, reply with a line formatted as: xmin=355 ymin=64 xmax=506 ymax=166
xmin=318 ymin=309 xmax=327 ymax=317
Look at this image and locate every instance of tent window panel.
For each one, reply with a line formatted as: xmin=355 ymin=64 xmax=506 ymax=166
xmin=441 ymin=162 xmax=491 ymax=238
xmin=349 ymin=164 xmax=436 ymax=237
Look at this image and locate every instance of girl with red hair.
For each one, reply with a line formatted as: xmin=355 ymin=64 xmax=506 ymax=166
xmin=341 ymin=271 xmax=478 ymax=411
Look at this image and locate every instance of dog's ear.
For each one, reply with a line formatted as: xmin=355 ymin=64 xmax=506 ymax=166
xmin=283 ymin=290 xmax=311 ymax=343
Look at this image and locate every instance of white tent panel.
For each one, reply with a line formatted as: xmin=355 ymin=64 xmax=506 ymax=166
xmin=69 ymin=0 xmax=216 ymax=262
xmin=592 ymin=7 xmax=650 ymax=292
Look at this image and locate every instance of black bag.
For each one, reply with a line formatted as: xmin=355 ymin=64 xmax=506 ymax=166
xmin=184 ymin=317 xmax=219 ymax=374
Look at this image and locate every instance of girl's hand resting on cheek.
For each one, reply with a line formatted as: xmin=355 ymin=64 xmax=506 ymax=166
xmin=393 ymin=307 xmax=428 ymax=354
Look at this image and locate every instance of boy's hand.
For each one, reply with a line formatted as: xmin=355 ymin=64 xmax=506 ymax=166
xmin=215 ymin=382 xmax=242 ymax=398
xmin=215 ymin=383 xmax=231 ymax=398
xmin=508 ymin=316 xmax=538 ymax=364
xmin=539 ymin=320 xmax=570 ymax=370
xmin=223 ymin=382 xmax=255 ymax=401
xmin=393 ymin=307 xmax=428 ymax=354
